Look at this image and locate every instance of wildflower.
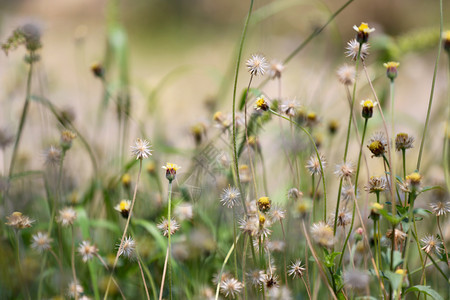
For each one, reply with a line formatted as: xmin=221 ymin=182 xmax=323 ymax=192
xmin=405 ymin=172 xmax=422 ymax=192
xmin=60 ymin=130 xmax=76 ymax=151
xmin=255 ymin=96 xmax=269 ymax=112
xmin=263 ymin=273 xmax=279 ymax=290
xmin=336 ymin=64 xmax=356 ymax=86
xmin=341 ymin=184 xmax=357 ymax=203
xmin=288 ymin=260 xmax=305 ymax=279
xmin=78 ymin=241 xmax=98 ymax=262
xmin=370 ymin=202 xmax=383 ymax=220
xmin=239 ymin=216 xmax=259 ymax=236
xmin=287 ymin=188 xmax=303 ymax=201
xmin=443 ymin=30 xmax=450 ymax=52
xmin=328 ymin=119 xmax=339 ymax=135
xmin=162 ymin=162 xmax=180 ymax=182
xmin=257 ymin=214 xmax=272 ymax=238
xmin=343 ymin=269 xmax=369 ymax=292
xmin=246 ymin=54 xmax=268 ymax=76
xmin=296 ymin=198 xmax=312 ymax=218
xmin=121 ymin=173 xmax=131 ymax=189
xmin=247 ymin=269 xmax=265 ymax=287
xmin=305 ymin=154 xmax=326 ymax=176
xmin=0 ymin=127 xmax=14 ymax=149
xmin=395 ymin=133 xmax=414 ymax=151
xmin=220 ymin=277 xmax=243 ymax=298
xmin=429 ymin=200 xmax=450 ymax=216
xmin=157 ymin=217 xmax=180 ymax=237
xmin=117 ymin=236 xmax=136 ymax=259
xmin=346 ymin=39 xmax=370 ymax=61
xmin=310 ymin=221 xmax=334 ymax=248
xmin=334 ymin=161 xmax=354 ymax=179
xmin=174 ymin=202 xmax=194 ymax=221
xmin=386 ymin=228 xmax=407 ymax=250
xmin=130 ymin=138 xmax=152 ymax=160
xmin=365 ymin=176 xmax=388 ymax=193
xmin=68 ymin=281 xmax=83 ymax=298
xmin=44 ymin=145 xmax=61 ymax=166
xmin=280 ymin=99 xmax=300 ymax=117
xmin=114 ymin=200 xmax=131 ymax=218
xmin=91 ymin=62 xmax=104 ymax=78
xmin=269 ymin=60 xmax=284 ymax=79
xmin=421 ymin=235 xmax=443 ymax=255
xmin=257 ymin=197 xmax=271 ymax=213
xmin=367 ymin=132 xmax=387 ymax=157
xmin=239 ymin=164 xmax=251 ymax=183
xmin=31 ymin=232 xmax=52 ymax=252
xmin=384 ymin=61 xmax=399 ymax=81
xmin=306 ymin=111 xmax=319 ymax=127
xmin=360 ymin=99 xmax=377 ymax=119
xmin=330 ymin=208 xmax=352 ymax=227
xmin=220 ymin=186 xmax=241 ymax=208
xmin=57 ymin=207 xmax=77 ymax=226
xmin=270 ymin=206 xmax=286 ymax=222
xmin=353 ymin=22 xmax=375 ymax=44
xmin=6 ymin=211 xmax=34 ymax=229
xmin=267 ymin=240 xmax=285 ymax=252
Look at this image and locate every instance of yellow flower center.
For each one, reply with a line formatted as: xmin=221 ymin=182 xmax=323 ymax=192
xmin=383 ymin=61 xmax=400 ymax=69
xmin=371 ymin=202 xmax=383 ymax=211
xmin=362 ymin=100 xmax=374 ymax=108
xmin=119 ymin=201 xmax=129 ymax=211
xmin=358 ymin=23 xmax=369 ymax=32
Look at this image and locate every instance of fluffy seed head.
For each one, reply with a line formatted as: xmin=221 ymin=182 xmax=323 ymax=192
xmin=220 ymin=186 xmax=241 ymax=208
xmin=334 ymin=161 xmax=354 ymax=179
xmin=44 ymin=145 xmax=62 ymax=166
xmin=31 ymin=232 xmax=52 ymax=252
xmin=364 ymin=176 xmax=388 ymax=193
xmin=343 ymin=269 xmax=369 ymax=292
xmin=78 ymin=241 xmax=98 ymax=262
xmin=247 ymin=270 xmax=265 ymax=287
xmin=336 ymin=64 xmax=356 ymax=86
xmin=117 ymin=236 xmax=136 ymax=259
xmin=220 ymin=277 xmax=243 ymax=298
xmin=395 ymin=133 xmax=414 ymax=151
xmin=329 ymin=208 xmax=352 ymax=228
xmin=429 ymin=200 xmax=450 ymax=216
xmin=68 ymin=281 xmax=83 ymax=298
xmin=421 ymin=234 xmax=443 ymax=255
xmin=246 ymin=54 xmax=268 ymax=76
xmin=346 ymin=39 xmax=370 ymax=61
xmin=305 ymin=154 xmax=326 ymax=176
xmin=157 ymin=217 xmax=180 ymax=237
xmin=269 ymin=60 xmax=284 ymax=79
xmin=288 ymin=260 xmax=305 ymax=279
xmin=6 ymin=211 xmax=34 ymax=229
xmin=310 ymin=222 xmax=334 ymax=248
xmin=57 ymin=207 xmax=77 ymax=226
xmin=131 ymin=138 xmax=152 ymax=160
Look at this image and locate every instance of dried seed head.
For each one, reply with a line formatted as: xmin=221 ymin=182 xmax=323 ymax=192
xmin=220 ymin=186 xmax=241 ymax=208
xmin=365 ymin=176 xmax=388 ymax=193
xmin=305 ymin=154 xmax=326 ymax=176
xmin=220 ymin=277 xmax=243 ymax=298
xmin=57 ymin=207 xmax=77 ymax=226
xmin=269 ymin=60 xmax=284 ymax=79
xmin=367 ymin=132 xmax=387 ymax=157
xmin=6 ymin=211 xmax=34 ymax=229
xmin=44 ymin=145 xmax=61 ymax=166
xmin=117 ymin=236 xmax=136 ymax=259
xmin=346 ymin=39 xmax=370 ymax=61
xmin=334 ymin=161 xmax=354 ymax=179
xmin=310 ymin=221 xmax=334 ymax=248
xmin=31 ymin=232 xmax=52 ymax=252
xmin=157 ymin=217 xmax=180 ymax=237
xmin=288 ymin=260 xmax=305 ymax=279
xmin=130 ymin=138 xmax=152 ymax=160
xmin=429 ymin=200 xmax=450 ymax=216
xmin=421 ymin=234 xmax=443 ymax=255
xmin=280 ymin=99 xmax=300 ymax=117
xmin=78 ymin=241 xmax=98 ymax=262
xmin=343 ymin=269 xmax=369 ymax=292
xmin=395 ymin=133 xmax=414 ymax=151
xmin=246 ymin=54 xmax=268 ymax=76
xmin=336 ymin=64 xmax=356 ymax=86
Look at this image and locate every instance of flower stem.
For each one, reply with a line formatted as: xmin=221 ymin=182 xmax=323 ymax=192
xmin=104 ymin=159 xmax=143 ymax=300
xmin=71 ymin=226 xmax=78 ymax=300
xmin=231 ymin=0 xmax=254 ymax=197
xmin=437 ymin=216 xmax=450 ymax=266
xmin=8 ymin=56 xmax=34 ymax=179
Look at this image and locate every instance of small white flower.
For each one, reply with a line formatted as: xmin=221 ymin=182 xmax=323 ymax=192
xmin=220 ymin=186 xmax=241 ymax=208
xmin=78 ymin=241 xmax=98 ymax=262
xmin=31 ymin=232 xmax=52 ymax=253
xmin=57 ymin=207 xmax=77 ymax=226
xmin=117 ymin=236 xmax=136 ymax=259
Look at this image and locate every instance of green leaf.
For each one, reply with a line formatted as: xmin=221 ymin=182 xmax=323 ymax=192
xmin=421 ymin=185 xmax=442 ymax=193
xmin=378 ymin=208 xmax=403 ymax=225
xmin=405 ymin=285 xmax=443 ymax=300
xmin=239 ymin=88 xmax=262 ymax=110
xmin=324 ymin=251 xmax=342 ymax=268
xmin=384 ymin=270 xmax=403 ymax=291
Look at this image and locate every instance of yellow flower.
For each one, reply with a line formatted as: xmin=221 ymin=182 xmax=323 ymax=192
xmin=353 ymin=22 xmax=375 ymax=44
xmin=360 ymin=99 xmax=377 ymax=119
xmin=255 ymin=97 xmax=269 ymax=111
xmin=383 ymin=62 xmax=400 ymax=80
xmin=162 ymin=163 xmax=181 ymax=181
xmin=383 ymin=62 xmax=400 ymax=69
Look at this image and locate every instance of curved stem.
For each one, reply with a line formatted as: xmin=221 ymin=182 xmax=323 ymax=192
xmin=215 ymin=235 xmax=240 ymax=300
xmin=71 ymin=226 xmax=78 ymax=300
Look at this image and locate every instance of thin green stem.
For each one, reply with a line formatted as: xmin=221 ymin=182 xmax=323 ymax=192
xmin=71 ymin=226 xmax=79 ymax=300
xmin=233 ymin=207 xmax=238 ymax=279
xmin=8 ymin=57 xmax=34 ymax=179
xmin=417 ymin=0 xmax=443 ymax=171
xmin=355 ymin=118 xmax=369 ymax=195
xmin=104 ymin=159 xmax=143 ymax=300
xmin=215 ymin=235 xmax=241 ymax=300
xmin=437 ymin=216 xmax=450 ymax=266
xmin=168 ymin=180 xmax=173 ymax=300
xmin=269 ymin=109 xmax=327 ymax=215
xmin=232 ymin=0 xmax=254 ymax=196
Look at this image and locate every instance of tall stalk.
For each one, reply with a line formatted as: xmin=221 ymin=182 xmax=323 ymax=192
xmin=8 ymin=55 xmax=34 ymax=178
